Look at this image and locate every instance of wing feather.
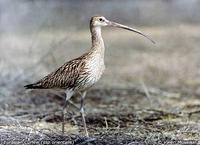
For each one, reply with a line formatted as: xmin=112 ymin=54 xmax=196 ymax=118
xmin=25 ymin=53 xmax=88 ymax=89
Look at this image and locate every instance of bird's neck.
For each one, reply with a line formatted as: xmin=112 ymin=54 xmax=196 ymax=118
xmin=90 ymin=26 xmax=105 ymax=57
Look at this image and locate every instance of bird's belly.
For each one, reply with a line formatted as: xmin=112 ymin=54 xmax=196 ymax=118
xmin=77 ymin=64 xmax=105 ymax=91
xmin=88 ymin=65 xmax=105 ymax=87
xmin=89 ymin=67 xmax=104 ymax=85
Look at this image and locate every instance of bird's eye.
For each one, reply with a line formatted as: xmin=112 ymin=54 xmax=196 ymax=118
xmin=99 ymin=18 xmax=103 ymax=22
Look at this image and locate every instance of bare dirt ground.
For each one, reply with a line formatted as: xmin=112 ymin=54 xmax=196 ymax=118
xmin=0 ymin=26 xmax=200 ymax=144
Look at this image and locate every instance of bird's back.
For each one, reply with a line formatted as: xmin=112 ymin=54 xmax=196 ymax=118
xmin=25 ymin=53 xmax=90 ymax=90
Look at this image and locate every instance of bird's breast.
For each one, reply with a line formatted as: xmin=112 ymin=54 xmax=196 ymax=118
xmin=85 ymin=56 xmax=105 ymax=86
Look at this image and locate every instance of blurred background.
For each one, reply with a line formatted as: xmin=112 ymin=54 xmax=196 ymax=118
xmin=0 ymin=0 xmax=200 ymax=142
xmin=1 ymin=0 xmax=200 ymax=92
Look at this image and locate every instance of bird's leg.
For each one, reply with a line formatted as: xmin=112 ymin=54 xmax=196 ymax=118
xmin=62 ymin=90 xmax=73 ymax=134
xmin=62 ymin=98 xmax=67 ymax=134
xmin=68 ymin=100 xmax=80 ymax=110
xmin=80 ymin=91 xmax=89 ymax=137
xmin=50 ymin=91 xmax=79 ymax=110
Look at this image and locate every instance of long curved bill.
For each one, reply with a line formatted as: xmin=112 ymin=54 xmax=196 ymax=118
xmin=107 ymin=21 xmax=155 ymax=44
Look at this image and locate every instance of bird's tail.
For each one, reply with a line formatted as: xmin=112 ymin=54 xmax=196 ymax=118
xmin=24 ymin=82 xmax=43 ymax=89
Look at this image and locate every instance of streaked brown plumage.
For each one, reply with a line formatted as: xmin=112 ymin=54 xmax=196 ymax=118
xmin=25 ymin=54 xmax=89 ymax=89
xmin=25 ymin=16 xmax=154 ymax=137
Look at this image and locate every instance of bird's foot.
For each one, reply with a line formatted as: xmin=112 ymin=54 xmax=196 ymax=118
xmin=74 ymin=136 xmax=96 ymax=145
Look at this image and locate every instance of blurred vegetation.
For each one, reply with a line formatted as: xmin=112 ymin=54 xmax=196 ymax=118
xmin=1 ymin=0 xmax=200 ymax=33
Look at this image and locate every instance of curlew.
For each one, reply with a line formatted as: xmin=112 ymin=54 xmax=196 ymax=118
xmin=25 ymin=16 xmax=155 ymax=137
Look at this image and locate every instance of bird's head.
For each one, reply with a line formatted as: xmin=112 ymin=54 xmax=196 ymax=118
xmin=90 ymin=16 xmax=155 ymax=44
xmin=90 ymin=16 xmax=109 ymax=27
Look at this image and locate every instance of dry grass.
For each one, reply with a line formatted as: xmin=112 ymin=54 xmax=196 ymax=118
xmin=0 ymin=87 xmax=200 ymax=144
